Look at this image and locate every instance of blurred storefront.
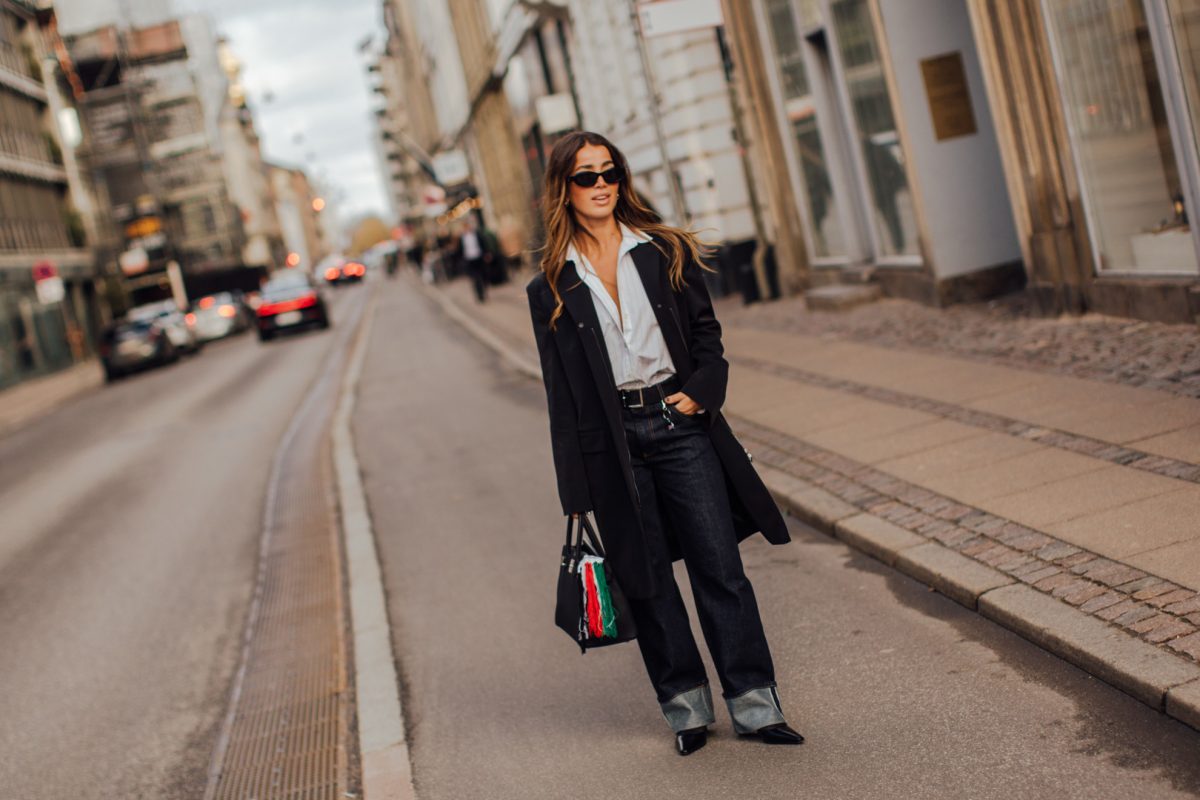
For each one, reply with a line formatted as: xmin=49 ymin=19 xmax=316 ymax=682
xmin=972 ymin=0 xmax=1200 ymax=322
xmin=739 ymin=0 xmax=1021 ymax=305
xmin=732 ymin=0 xmax=1200 ymax=322
xmin=0 ymin=0 xmax=101 ymax=390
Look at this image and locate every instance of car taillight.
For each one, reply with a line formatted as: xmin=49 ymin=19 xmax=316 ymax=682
xmin=217 ymin=304 xmax=236 ymax=318
xmin=325 ymin=267 xmax=340 ymax=281
xmin=258 ymin=294 xmax=317 ymax=315
xmin=198 ymin=297 xmax=215 ymax=310
xmin=185 ymin=312 xmax=196 ymax=325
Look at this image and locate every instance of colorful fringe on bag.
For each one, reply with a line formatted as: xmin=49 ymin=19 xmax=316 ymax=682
xmin=579 ymin=555 xmax=618 ymax=639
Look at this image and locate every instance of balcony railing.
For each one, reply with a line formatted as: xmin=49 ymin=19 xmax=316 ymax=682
xmin=0 ymin=218 xmax=72 ymax=252
xmin=0 ymin=125 xmax=61 ymax=167
xmin=0 ymin=40 xmax=39 ymax=83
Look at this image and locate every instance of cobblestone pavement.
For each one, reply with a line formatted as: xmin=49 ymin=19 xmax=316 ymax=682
xmin=721 ymin=293 xmax=1200 ymax=399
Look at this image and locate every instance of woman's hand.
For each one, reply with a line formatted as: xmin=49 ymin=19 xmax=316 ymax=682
xmin=665 ymin=392 xmax=703 ymax=416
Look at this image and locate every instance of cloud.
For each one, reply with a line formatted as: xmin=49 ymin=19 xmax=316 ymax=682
xmin=174 ymin=0 xmax=388 ymax=222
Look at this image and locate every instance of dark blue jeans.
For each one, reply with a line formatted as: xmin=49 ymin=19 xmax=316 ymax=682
xmin=622 ymin=400 xmax=783 ymax=733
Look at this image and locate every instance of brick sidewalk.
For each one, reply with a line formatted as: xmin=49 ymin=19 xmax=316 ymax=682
xmin=426 ymin=273 xmax=1200 ymax=727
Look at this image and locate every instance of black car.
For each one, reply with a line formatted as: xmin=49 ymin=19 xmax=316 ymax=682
xmin=256 ymin=272 xmax=331 ymax=341
xmin=99 ymin=318 xmax=178 ymax=381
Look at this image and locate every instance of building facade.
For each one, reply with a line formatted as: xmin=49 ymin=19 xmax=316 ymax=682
xmin=269 ymin=163 xmax=326 ymax=272
xmin=62 ymin=16 xmax=247 ymax=305
xmin=216 ymin=38 xmax=284 ymax=270
xmin=0 ymin=0 xmax=97 ymax=389
xmin=568 ymin=0 xmax=775 ymax=296
xmin=374 ymin=0 xmax=469 ymax=232
xmin=730 ymin=0 xmax=1200 ymax=322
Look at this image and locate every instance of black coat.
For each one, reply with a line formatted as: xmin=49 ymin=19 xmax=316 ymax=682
xmin=527 ymin=238 xmax=790 ymax=599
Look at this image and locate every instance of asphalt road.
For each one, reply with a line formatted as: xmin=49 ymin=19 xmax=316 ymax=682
xmin=0 ymin=285 xmax=366 ymax=799
xmin=355 ymin=278 xmax=1200 ymax=800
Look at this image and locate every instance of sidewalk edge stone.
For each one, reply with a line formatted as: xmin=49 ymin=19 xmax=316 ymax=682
xmin=766 ymin=474 xmax=858 ymax=531
xmin=334 ymin=293 xmax=418 ymax=799
xmin=894 ymin=542 xmax=1014 ymax=610
xmin=1166 ymin=679 xmax=1200 ymax=731
xmin=979 ymin=583 xmax=1200 ymax=714
xmin=833 ymin=513 xmax=924 ymax=567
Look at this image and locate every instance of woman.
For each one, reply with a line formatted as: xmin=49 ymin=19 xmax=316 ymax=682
xmin=527 ymin=131 xmax=804 ymax=756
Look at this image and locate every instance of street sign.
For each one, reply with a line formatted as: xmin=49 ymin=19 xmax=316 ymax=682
xmin=119 ymin=247 xmax=150 ymax=276
xmin=637 ymin=0 xmax=724 ymax=37
xmin=32 ymin=260 xmax=58 ymax=282
xmin=432 ymin=150 xmax=470 ymax=186
xmin=35 ymin=276 xmax=65 ymax=305
xmin=32 ymin=260 xmax=64 ymax=305
xmin=536 ymin=93 xmax=578 ymax=134
xmin=124 ymin=216 xmax=162 ymax=239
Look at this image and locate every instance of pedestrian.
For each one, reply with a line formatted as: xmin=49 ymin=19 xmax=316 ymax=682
xmin=460 ymin=217 xmax=488 ymax=303
xmin=526 ymin=131 xmax=804 ymax=756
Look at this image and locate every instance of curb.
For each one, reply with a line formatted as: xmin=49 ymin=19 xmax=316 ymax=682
xmin=757 ymin=462 xmax=1200 ymax=730
xmin=332 ymin=292 xmax=418 ymax=799
xmin=419 ymin=279 xmax=1200 ymax=735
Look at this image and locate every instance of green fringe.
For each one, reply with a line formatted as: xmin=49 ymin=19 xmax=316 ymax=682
xmin=592 ymin=563 xmax=618 ymax=638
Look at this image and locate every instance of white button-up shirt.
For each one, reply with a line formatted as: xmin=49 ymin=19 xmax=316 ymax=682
xmin=569 ymin=224 xmax=676 ymax=390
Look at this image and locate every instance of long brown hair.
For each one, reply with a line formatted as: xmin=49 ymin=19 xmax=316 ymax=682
xmin=539 ymin=131 xmax=711 ymax=328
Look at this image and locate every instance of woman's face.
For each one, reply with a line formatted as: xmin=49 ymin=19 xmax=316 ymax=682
xmin=568 ymin=144 xmax=619 ymax=224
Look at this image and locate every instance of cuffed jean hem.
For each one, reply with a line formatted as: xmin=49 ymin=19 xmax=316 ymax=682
xmin=726 ymin=685 xmax=786 ymax=735
xmin=660 ymin=683 xmax=717 ymax=733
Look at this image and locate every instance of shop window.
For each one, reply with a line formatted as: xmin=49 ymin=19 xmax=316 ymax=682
xmin=830 ymin=0 xmax=920 ymax=258
xmin=1169 ymin=1 xmax=1200 ymax=167
xmin=1044 ymin=0 xmax=1197 ymax=273
xmin=763 ymin=0 xmax=844 ymax=256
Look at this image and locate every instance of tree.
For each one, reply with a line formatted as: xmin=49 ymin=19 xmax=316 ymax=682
xmin=347 ymin=216 xmax=390 ymax=256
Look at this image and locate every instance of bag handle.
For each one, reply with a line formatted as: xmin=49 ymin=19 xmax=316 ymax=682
xmin=578 ymin=513 xmax=607 ymax=558
xmin=564 ymin=513 xmax=607 ymax=559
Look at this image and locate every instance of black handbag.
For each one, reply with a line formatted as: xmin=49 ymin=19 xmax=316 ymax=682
xmin=555 ymin=513 xmax=637 ymax=653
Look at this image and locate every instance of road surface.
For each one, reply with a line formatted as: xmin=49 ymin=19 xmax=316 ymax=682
xmin=0 ymin=286 xmax=366 ymax=799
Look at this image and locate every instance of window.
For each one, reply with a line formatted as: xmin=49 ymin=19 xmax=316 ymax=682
xmin=763 ymin=0 xmax=845 ymax=256
xmin=1044 ymin=0 xmax=1197 ymax=273
xmin=830 ymin=0 xmax=920 ymax=257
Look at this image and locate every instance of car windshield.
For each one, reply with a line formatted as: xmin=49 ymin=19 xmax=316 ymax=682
xmin=128 ymin=303 xmax=176 ymax=321
xmin=114 ymin=320 xmax=155 ymax=337
xmin=262 ymin=274 xmax=312 ymax=300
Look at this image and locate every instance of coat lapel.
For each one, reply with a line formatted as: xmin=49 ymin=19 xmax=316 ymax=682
xmin=629 ymin=242 xmax=691 ymax=381
xmin=556 ymin=263 xmax=641 ymax=508
xmin=557 ymin=262 xmax=615 ymax=387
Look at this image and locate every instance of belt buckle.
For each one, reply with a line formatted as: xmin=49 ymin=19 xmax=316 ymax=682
xmin=623 ymin=386 xmax=646 ymax=409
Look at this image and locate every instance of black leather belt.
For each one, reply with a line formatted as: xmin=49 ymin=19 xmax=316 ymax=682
xmin=618 ymin=376 xmax=681 ymax=409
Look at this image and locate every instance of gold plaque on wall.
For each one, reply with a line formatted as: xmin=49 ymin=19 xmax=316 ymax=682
xmin=920 ymin=51 xmax=977 ymax=141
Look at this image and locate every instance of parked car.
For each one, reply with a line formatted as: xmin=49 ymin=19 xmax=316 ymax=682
xmin=256 ymin=271 xmax=331 ymax=341
xmin=190 ymin=292 xmax=251 ymax=342
xmin=320 ymin=258 xmax=366 ymax=286
xmin=128 ymin=300 xmax=202 ymax=355
xmin=99 ymin=318 xmax=178 ymax=381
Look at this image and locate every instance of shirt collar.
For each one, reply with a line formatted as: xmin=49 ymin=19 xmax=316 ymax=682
xmin=567 ymin=224 xmax=651 ymax=276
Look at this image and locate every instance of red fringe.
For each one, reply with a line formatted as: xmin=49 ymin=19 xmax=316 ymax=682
xmin=584 ymin=563 xmax=604 ymax=638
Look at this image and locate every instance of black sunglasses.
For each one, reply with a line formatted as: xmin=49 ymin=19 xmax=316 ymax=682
xmin=568 ymin=167 xmax=624 ymax=188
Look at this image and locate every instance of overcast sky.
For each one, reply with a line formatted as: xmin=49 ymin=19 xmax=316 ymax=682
xmin=174 ymin=0 xmax=390 ymax=227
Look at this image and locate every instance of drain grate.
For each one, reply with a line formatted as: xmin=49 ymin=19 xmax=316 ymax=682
xmin=205 ymin=313 xmax=362 ymax=799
